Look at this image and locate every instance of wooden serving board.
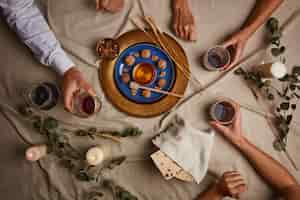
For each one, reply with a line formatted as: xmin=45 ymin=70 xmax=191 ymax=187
xmin=99 ymin=30 xmax=189 ymax=117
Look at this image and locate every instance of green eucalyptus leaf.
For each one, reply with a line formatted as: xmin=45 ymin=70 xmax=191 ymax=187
xmin=279 ymin=46 xmax=286 ymax=53
xmin=286 ymin=115 xmax=293 ymax=125
xmin=278 ymin=74 xmax=289 ymax=82
xmin=234 ymin=68 xmax=245 ymax=75
xmin=75 ymin=129 xmax=89 ymax=136
xmin=43 ymin=117 xmax=59 ymax=131
xmin=60 ymin=159 xmax=75 ymax=170
xmin=33 ymin=117 xmax=42 ymax=131
xmin=273 ymin=140 xmax=284 ymax=152
xmin=271 ymin=39 xmax=280 ymax=47
xmin=120 ymin=128 xmax=143 ymax=137
xmin=18 ymin=106 xmax=34 ymax=117
xmin=290 ymin=84 xmax=296 ymax=91
xmin=271 ymin=48 xmax=282 ymax=57
xmin=292 ymin=66 xmax=300 ymax=76
xmin=267 ymin=17 xmax=279 ymax=33
xmin=77 ymin=170 xmax=94 ymax=182
xmin=280 ymin=102 xmax=290 ymax=110
xmin=106 ymin=156 xmax=126 ymax=170
xmin=267 ymin=94 xmax=275 ymax=101
xmin=88 ymin=127 xmax=97 ymax=134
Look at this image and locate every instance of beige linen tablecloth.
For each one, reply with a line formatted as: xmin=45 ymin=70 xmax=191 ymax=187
xmin=0 ymin=0 xmax=300 ymax=199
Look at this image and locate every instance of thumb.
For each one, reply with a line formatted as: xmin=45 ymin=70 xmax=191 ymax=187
xmin=81 ymin=81 xmax=96 ymax=96
xmin=210 ymin=121 xmax=229 ymax=136
xmin=221 ymin=38 xmax=235 ymax=49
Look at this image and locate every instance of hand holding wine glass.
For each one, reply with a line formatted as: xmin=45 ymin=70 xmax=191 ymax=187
xmin=62 ymin=67 xmax=97 ymax=115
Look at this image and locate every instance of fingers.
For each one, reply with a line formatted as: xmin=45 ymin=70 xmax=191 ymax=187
xmin=189 ymin=26 xmax=197 ymax=41
xmin=63 ymin=82 xmax=77 ymax=112
xmin=183 ymin=25 xmax=190 ymax=40
xmin=178 ymin=11 xmax=185 ymax=39
xmin=173 ymin=14 xmax=179 ymax=36
xmin=81 ymin=81 xmax=96 ymax=96
xmin=222 ymin=38 xmax=235 ymax=49
xmin=172 ymin=8 xmax=196 ymax=41
xmin=210 ymin=121 xmax=229 ymax=135
xmin=222 ymin=171 xmax=247 ymax=198
xmin=225 ymin=42 xmax=245 ymax=70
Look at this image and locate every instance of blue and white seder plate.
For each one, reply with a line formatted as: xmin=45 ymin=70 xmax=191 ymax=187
xmin=114 ymin=43 xmax=176 ymax=104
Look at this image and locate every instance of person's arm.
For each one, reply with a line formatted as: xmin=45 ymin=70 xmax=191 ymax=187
xmin=0 ymin=0 xmax=95 ymax=111
xmin=210 ymin=102 xmax=300 ymax=199
xmin=171 ymin=0 xmax=196 ymax=41
xmin=223 ymin=0 xmax=284 ymax=69
xmin=198 ymin=171 xmax=247 ymax=200
xmin=0 ymin=0 xmax=73 ymax=75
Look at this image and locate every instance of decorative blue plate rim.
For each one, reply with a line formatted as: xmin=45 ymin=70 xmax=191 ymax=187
xmin=114 ymin=43 xmax=176 ymax=104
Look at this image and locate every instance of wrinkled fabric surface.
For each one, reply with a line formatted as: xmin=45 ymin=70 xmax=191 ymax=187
xmin=153 ymin=115 xmax=214 ymax=184
xmin=0 ymin=0 xmax=300 ymax=200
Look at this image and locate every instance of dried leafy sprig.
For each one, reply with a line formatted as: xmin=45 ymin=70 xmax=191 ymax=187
xmin=266 ymin=17 xmax=286 ymax=60
xmin=234 ymin=66 xmax=300 ymax=151
xmin=102 ymin=180 xmax=138 ymax=200
xmin=18 ymin=106 xmax=141 ymax=181
xmin=72 ymin=127 xmax=143 ymax=139
xmin=233 ymin=17 xmax=300 ymax=152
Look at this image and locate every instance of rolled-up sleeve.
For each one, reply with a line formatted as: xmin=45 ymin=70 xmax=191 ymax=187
xmin=0 ymin=0 xmax=74 ymax=75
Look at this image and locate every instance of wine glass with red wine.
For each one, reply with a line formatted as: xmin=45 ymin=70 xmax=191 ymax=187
xmin=23 ymin=82 xmax=59 ymax=110
xmin=71 ymin=90 xmax=102 ymax=118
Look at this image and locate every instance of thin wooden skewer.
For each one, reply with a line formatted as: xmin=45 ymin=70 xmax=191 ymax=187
xmin=145 ymin=16 xmax=203 ymax=88
xmin=146 ymin=17 xmax=191 ymax=76
xmin=143 ymin=17 xmax=192 ymax=79
xmin=131 ymin=17 xmax=197 ymax=86
xmin=132 ymin=17 xmax=193 ymax=83
xmin=130 ymin=82 xmax=184 ymax=98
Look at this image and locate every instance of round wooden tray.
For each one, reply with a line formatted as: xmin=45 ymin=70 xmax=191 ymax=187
xmin=99 ymin=30 xmax=189 ymax=117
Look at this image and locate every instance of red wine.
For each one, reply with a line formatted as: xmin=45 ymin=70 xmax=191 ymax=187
xmin=214 ymin=102 xmax=235 ymax=122
xmin=81 ymin=95 xmax=95 ymax=114
xmin=27 ymin=82 xmax=59 ymax=110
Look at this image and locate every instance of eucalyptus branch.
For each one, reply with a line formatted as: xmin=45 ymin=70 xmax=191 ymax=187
xmin=233 ymin=18 xmax=300 ymax=152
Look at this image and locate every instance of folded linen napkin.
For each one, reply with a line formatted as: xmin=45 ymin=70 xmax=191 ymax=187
xmin=152 ymin=116 xmax=214 ymax=184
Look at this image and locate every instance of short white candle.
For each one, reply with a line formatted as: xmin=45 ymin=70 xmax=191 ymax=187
xmin=86 ymin=146 xmax=105 ymax=166
xmin=270 ymin=62 xmax=287 ymax=79
xmin=25 ymin=145 xmax=47 ymax=162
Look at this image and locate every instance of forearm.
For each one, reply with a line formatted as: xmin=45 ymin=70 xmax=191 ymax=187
xmin=197 ymin=184 xmax=223 ymax=200
xmin=0 ymin=0 xmax=74 ymax=75
xmin=241 ymin=0 xmax=284 ymax=38
xmin=236 ymin=137 xmax=297 ymax=193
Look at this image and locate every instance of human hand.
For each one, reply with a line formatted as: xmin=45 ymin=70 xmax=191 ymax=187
xmin=210 ymin=102 xmax=246 ymax=147
xmin=62 ymin=67 xmax=96 ymax=112
xmin=216 ymin=171 xmax=247 ymax=199
xmin=222 ymin=30 xmax=250 ymax=70
xmin=172 ymin=0 xmax=196 ymax=41
xmin=96 ymin=0 xmax=124 ymax=13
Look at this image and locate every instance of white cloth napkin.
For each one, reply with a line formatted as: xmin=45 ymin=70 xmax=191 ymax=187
xmin=153 ymin=116 xmax=215 ymax=184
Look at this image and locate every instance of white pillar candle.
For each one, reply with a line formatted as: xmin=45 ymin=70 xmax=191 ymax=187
xmin=257 ymin=62 xmax=287 ymax=79
xmin=86 ymin=146 xmax=105 ymax=166
xmin=25 ymin=145 xmax=47 ymax=162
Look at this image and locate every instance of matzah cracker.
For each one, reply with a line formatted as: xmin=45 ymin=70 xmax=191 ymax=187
xmin=151 ymin=151 xmax=182 ymax=180
xmin=175 ymin=169 xmax=194 ymax=182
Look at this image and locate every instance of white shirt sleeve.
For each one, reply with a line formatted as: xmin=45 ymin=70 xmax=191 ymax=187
xmin=0 ymin=0 xmax=74 ymax=75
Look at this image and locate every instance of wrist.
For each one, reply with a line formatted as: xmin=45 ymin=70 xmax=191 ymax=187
xmin=64 ymin=66 xmax=77 ymax=75
xmin=238 ymin=27 xmax=253 ymax=41
xmin=211 ymin=184 xmax=225 ymax=199
xmin=173 ymin=0 xmax=188 ymax=10
xmin=233 ymin=135 xmax=248 ymax=150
